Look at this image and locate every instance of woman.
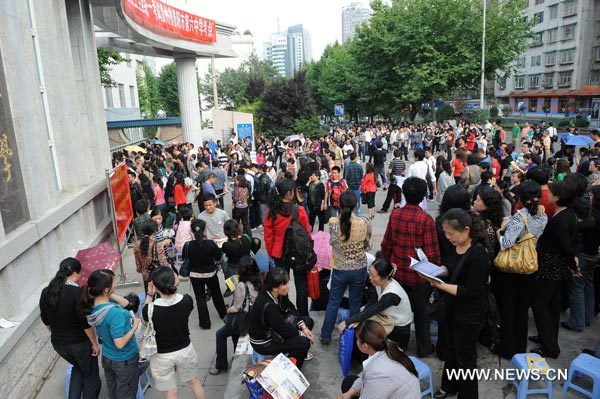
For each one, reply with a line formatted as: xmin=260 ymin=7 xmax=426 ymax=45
xmin=428 ymin=209 xmax=490 ymax=399
xmin=338 ymin=258 xmax=413 ymax=349
xmin=187 ymin=219 xmax=227 ymax=329
xmin=473 ymin=186 xmax=504 ymax=261
xmin=81 ymin=270 xmax=140 ymax=399
xmin=232 ymin=174 xmax=251 ymax=237
xmin=531 ymin=180 xmax=578 ymax=358
xmin=210 ymin=256 xmax=261 ymax=375
xmin=153 ymin=176 xmax=166 ymax=212
xmin=320 ymin=191 xmax=371 ymax=344
xmin=248 ymin=268 xmax=314 ymax=369
xmin=139 ymin=173 xmax=155 ymax=206
xmin=565 ymin=185 xmax=600 ymax=331
xmin=494 ymin=180 xmax=515 ymax=217
xmin=263 ymin=178 xmax=312 ymax=317
xmin=221 ymin=219 xmax=252 ymax=297
xmin=338 ymin=320 xmax=420 ymax=399
xmin=587 ymin=159 xmax=600 ymax=187
xmin=451 ymin=150 xmax=467 ymax=184
xmin=554 ymin=158 xmax=570 ymax=182
xmin=173 ymin=173 xmax=190 ymax=209
xmin=40 ymin=258 xmax=101 ymax=399
xmin=459 ymin=153 xmax=482 ymax=195
xmin=134 ymin=219 xmax=172 ymax=293
xmin=360 ymin=163 xmax=378 ymax=219
xmin=142 ymin=268 xmax=205 ymax=399
xmin=436 ymin=160 xmax=455 ymax=204
xmin=494 ymin=181 xmax=548 ymax=359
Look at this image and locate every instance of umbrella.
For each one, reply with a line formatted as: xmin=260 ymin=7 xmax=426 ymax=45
xmin=561 ymin=133 xmax=595 ymax=147
xmin=283 ymin=134 xmax=305 ymax=145
xmin=124 ymin=145 xmax=146 ymax=153
xmin=168 ymin=140 xmax=180 ymax=145
xmin=151 ymin=138 xmax=165 ymax=146
xmin=75 ymin=242 xmax=120 ymax=286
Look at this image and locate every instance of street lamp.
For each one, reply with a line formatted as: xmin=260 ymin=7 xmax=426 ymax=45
xmin=480 ymin=0 xmax=487 ymax=109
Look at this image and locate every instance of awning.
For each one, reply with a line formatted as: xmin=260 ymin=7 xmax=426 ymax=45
xmin=107 ymin=117 xmax=181 ymax=129
xmin=507 ymin=85 xmax=600 ymax=97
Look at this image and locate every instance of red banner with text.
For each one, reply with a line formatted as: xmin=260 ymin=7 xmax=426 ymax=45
xmin=110 ymin=164 xmax=133 ymax=245
xmin=122 ymin=0 xmax=217 ymax=44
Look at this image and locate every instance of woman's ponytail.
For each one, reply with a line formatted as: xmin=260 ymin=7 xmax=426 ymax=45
xmin=339 ymin=191 xmax=358 ymax=241
xmin=40 ymin=258 xmax=81 ymax=314
xmin=384 ymin=339 xmax=418 ymax=378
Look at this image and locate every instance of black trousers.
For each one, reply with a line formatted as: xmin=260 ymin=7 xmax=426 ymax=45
xmin=275 ymin=258 xmax=310 ymax=317
xmin=381 ymin=183 xmax=401 ymax=211
xmin=54 ymin=340 xmax=101 ymax=399
xmin=215 ymin=188 xmax=224 ymax=209
xmin=494 ymin=271 xmax=535 ymax=358
xmin=401 ymin=282 xmax=434 ymax=357
xmin=441 ymin=316 xmax=484 ymax=398
xmin=190 ymin=274 xmax=227 ymax=329
xmin=232 ymin=207 xmax=252 ymax=237
xmin=400 ymin=143 xmax=409 ymax=160
xmin=253 ymin=317 xmax=314 ymax=370
xmin=250 ymin=199 xmax=262 ymax=228
xmin=308 ymin=207 xmax=327 ymax=232
xmin=531 ymin=278 xmax=562 ymax=357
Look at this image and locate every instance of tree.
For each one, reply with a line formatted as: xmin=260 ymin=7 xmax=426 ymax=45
xmin=157 ymin=62 xmax=180 ymax=116
xmin=243 ymin=29 xmax=253 ymax=36
xmin=136 ymin=61 xmax=161 ymax=118
xmin=97 ymin=49 xmax=125 ymax=87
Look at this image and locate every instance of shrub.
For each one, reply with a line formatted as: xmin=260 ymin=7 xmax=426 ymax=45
xmin=558 ymin=118 xmax=573 ymax=128
xmin=436 ymin=104 xmax=456 ymax=122
xmin=471 ymin=108 xmax=491 ymax=123
xmin=490 ymin=106 xmax=499 ymax=118
xmin=291 ymin=116 xmax=322 ymax=138
xmin=574 ymin=119 xmax=590 ymax=128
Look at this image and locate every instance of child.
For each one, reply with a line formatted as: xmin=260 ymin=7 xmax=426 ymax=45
xmin=360 ymin=163 xmax=378 ymax=219
xmin=325 ymin=166 xmax=348 ymax=218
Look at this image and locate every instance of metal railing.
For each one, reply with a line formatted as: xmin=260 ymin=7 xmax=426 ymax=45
xmin=110 ymin=138 xmax=149 ymax=153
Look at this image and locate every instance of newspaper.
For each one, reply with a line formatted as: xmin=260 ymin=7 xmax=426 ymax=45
xmin=256 ymin=353 xmax=310 ymax=399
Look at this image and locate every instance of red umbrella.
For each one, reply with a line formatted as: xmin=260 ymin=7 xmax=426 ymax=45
xmin=76 ymin=242 xmax=120 ymax=286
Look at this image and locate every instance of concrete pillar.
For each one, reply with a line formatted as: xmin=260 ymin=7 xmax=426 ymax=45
xmin=175 ymin=56 xmax=201 ymax=144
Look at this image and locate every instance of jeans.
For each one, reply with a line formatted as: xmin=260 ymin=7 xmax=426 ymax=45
xmin=375 ymin=165 xmax=387 ymax=186
xmin=320 ymin=268 xmax=367 ymax=342
xmin=260 ymin=203 xmax=270 ymax=224
xmin=215 ymin=321 xmax=240 ymax=371
xmin=54 ymin=340 xmax=101 ymax=399
xmin=101 ymin=354 xmax=139 ymax=399
xmin=352 ymin=189 xmax=361 ymax=215
xmin=567 ymin=253 xmax=600 ymax=330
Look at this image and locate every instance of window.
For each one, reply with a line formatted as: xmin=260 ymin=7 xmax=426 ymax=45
xmin=531 ymin=55 xmax=541 ymax=66
xmin=558 ymin=70 xmax=573 ymax=87
xmin=104 ymin=87 xmax=113 ymax=107
xmin=562 ymin=23 xmax=576 ymax=40
xmin=549 ymin=4 xmax=558 ymax=19
xmin=529 ymin=75 xmax=541 ymax=88
xmin=563 ymin=0 xmax=577 ymax=17
xmin=531 ymin=32 xmax=543 ymax=46
xmin=535 ymin=0 xmax=544 ymax=3
xmin=529 ymin=99 xmax=538 ymax=112
xmin=515 ymin=75 xmax=525 ymax=89
xmin=118 ymin=84 xmax=126 ymax=107
xmin=534 ymin=11 xmax=544 ymax=24
xmin=559 ymin=49 xmax=575 ymax=64
xmin=516 ymin=56 xmax=526 ymax=68
xmin=497 ymin=76 xmax=507 ymax=90
xmin=542 ymin=72 xmax=554 ymax=87
xmin=543 ymin=98 xmax=551 ymax=111
xmin=545 ymin=51 xmax=556 ymax=66
xmin=591 ymin=70 xmax=600 ymax=85
xmin=558 ymin=97 xmax=568 ymax=112
xmin=596 ymin=21 xmax=600 ymax=37
xmin=129 ymin=85 xmax=135 ymax=107
xmin=596 ymin=47 xmax=600 ymax=62
xmin=547 ymin=28 xmax=558 ymax=43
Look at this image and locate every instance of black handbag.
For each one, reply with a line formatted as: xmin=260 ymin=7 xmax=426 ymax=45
xmin=149 ymin=242 xmax=161 ymax=275
xmin=426 ymin=246 xmax=474 ymax=322
xmin=224 ymin=283 xmax=252 ymax=336
xmin=179 ymin=242 xmax=190 ymax=278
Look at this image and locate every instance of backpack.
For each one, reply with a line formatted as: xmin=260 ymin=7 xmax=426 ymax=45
xmin=255 ymin=174 xmax=272 ymax=204
xmin=328 ymin=179 xmax=344 ymax=208
xmin=282 ymin=206 xmax=318 ymax=273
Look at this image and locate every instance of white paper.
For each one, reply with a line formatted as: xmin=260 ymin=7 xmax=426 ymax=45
xmin=256 ymin=353 xmax=310 ymax=399
xmin=415 ymin=247 xmax=428 ymax=262
xmin=234 ymin=336 xmax=253 ymax=355
xmin=409 ymin=257 xmax=445 ymax=283
xmin=0 ymin=318 xmax=19 ymax=328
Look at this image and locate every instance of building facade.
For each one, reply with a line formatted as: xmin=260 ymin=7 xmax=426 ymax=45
xmin=103 ymin=53 xmax=142 ymax=122
xmin=342 ymin=2 xmax=371 ymax=44
xmin=263 ymin=32 xmax=288 ymax=76
xmin=494 ymin=0 xmax=600 ymax=116
xmin=287 ymin=24 xmax=313 ymax=77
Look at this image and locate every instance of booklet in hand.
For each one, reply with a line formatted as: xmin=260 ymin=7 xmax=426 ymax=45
xmin=409 ymin=247 xmax=445 ymax=283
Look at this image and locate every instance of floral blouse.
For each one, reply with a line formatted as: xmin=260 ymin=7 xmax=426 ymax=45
xmin=329 ymin=215 xmax=372 ymax=270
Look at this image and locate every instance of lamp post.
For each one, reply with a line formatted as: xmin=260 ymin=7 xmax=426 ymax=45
xmin=480 ymin=0 xmax=487 ymax=109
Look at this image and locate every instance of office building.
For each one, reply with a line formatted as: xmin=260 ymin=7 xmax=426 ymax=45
xmin=494 ymin=0 xmax=600 ymax=118
xmin=287 ymin=24 xmax=313 ymax=76
xmin=342 ymin=2 xmax=371 ymax=44
xmin=263 ymin=32 xmax=288 ymax=76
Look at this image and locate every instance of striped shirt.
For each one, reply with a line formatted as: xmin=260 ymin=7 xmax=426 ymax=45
xmin=389 ymin=158 xmax=406 ymax=177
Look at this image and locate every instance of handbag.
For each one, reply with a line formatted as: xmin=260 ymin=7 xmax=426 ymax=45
xmin=224 ymin=283 xmax=252 ymax=336
xmin=179 ymin=241 xmax=191 ymax=278
xmin=426 ymin=245 xmax=474 ymax=323
xmin=148 ymin=242 xmax=161 ymax=275
xmin=140 ymin=302 xmax=157 ymax=360
xmin=494 ymin=213 xmax=538 ymax=274
xmin=307 ymin=267 xmax=321 ymax=300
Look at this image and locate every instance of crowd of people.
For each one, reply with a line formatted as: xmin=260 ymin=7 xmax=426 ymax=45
xmin=39 ymin=119 xmax=600 ymax=399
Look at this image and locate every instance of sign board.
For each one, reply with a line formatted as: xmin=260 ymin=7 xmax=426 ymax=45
xmin=122 ymin=0 xmax=217 ymax=44
xmin=334 ymin=103 xmax=345 ymax=116
xmin=109 ymin=164 xmax=134 ymax=245
xmin=592 ymin=98 xmax=600 ymax=121
xmin=236 ymin=123 xmax=253 ymax=144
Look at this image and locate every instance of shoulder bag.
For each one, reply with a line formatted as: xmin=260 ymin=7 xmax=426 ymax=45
xmin=494 ymin=213 xmax=538 ymax=274
xmin=179 ymin=241 xmax=191 ymax=278
xmin=224 ymin=282 xmax=253 ymax=336
xmin=140 ymin=302 xmax=157 ymax=360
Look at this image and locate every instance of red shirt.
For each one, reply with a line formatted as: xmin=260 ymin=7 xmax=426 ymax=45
xmin=491 ymin=159 xmax=501 ymax=180
xmin=381 ymin=204 xmax=441 ymax=286
xmin=452 ymin=159 xmax=465 ymax=177
xmin=467 ymin=134 xmax=476 ymax=151
xmin=263 ymin=206 xmax=311 ymax=259
xmin=360 ymin=172 xmax=378 ymax=193
xmin=173 ymin=184 xmax=190 ymax=206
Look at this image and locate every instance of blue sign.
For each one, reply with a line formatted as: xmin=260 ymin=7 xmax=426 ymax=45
xmin=236 ymin=123 xmax=253 ymax=143
xmin=334 ymin=103 xmax=345 ymax=116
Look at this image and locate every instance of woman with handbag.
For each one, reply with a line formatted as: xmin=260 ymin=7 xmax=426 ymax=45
xmin=221 ymin=220 xmax=252 ymax=297
xmin=187 ymin=219 xmax=227 ymax=329
xmin=142 ymin=267 xmax=205 ymax=399
xmin=210 ymin=256 xmax=260 ymax=375
xmin=248 ymin=268 xmax=315 ymax=370
xmin=134 ymin=219 xmax=172 ymax=294
xmin=425 ymin=209 xmax=490 ymax=399
xmin=494 ymin=181 xmax=547 ymax=359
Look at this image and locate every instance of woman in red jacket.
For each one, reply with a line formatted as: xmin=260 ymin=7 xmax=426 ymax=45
xmin=263 ymin=178 xmax=312 ymax=316
xmin=173 ymin=173 xmax=190 ymax=209
xmin=360 ymin=163 xmax=378 ymax=219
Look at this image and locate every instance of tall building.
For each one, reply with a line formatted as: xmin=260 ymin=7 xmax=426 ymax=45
xmin=263 ymin=32 xmax=288 ymax=76
xmin=342 ymin=2 xmax=371 ymax=44
xmin=102 ymin=52 xmax=142 ymax=121
xmin=287 ymin=24 xmax=313 ymax=76
xmin=494 ymin=0 xmax=600 ymax=118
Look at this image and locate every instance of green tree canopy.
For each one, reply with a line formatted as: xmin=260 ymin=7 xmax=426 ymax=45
xmin=97 ymin=49 xmax=125 ymax=87
xmin=157 ymin=62 xmax=180 ymax=116
xmin=136 ymin=61 xmax=161 ymax=118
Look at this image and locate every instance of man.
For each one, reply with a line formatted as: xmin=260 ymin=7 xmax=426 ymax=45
xmin=211 ymin=160 xmax=227 ymax=209
xmin=381 ymin=177 xmax=440 ymax=357
xmin=198 ymin=194 xmax=229 ymax=240
xmin=546 ymin=122 xmax=558 ymax=147
xmin=511 ymin=122 xmax=521 ymax=144
xmin=378 ymin=149 xmax=405 ymax=213
xmin=255 ymin=165 xmax=273 ymax=223
xmin=424 ymin=148 xmax=437 ymax=200
xmin=371 ymin=142 xmax=387 ymax=189
xmin=248 ymin=163 xmax=263 ymax=229
xmin=325 ymin=166 xmax=348 ymax=218
xmin=407 ymin=149 xmax=436 ymax=199
xmin=128 ymin=169 xmax=144 ymax=215
xmin=343 ymin=152 xmax=364 ymax=215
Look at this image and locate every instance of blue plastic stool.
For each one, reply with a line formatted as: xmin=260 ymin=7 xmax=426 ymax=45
xmin=337 ymin=307 xmax=350 ymax=323
xmin=64 ymin=364 xmax=72 ymax=398
xmin=508 ymin=353 xmax=553 ymax=399
xmin=252 ymin=351 xmax=267 ymax=364
xmin=563 ymin=353 xmax=600 ymax=399
xmin=409 ymin=356 xmax=433 ymax=398
xmin=338 ymin=327 xmax=354 ymax=377
xmin=65 ymin=364 xmax=152 ymax=399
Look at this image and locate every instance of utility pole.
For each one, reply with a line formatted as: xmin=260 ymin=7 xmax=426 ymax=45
xmin=480 ymin=0 xmax=487 ymax=109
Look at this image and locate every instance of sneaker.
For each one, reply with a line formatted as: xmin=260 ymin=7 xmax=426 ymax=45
xmin=376 ymin=209 xmax=388 ymax=213
xmin=560 ymin=321 xmax=583 ymax=332
xmin=319 ymin=336 xmax=331 ymax=345
xmin=305 ymin=352 xmax=314 ymax=361
xmin=528 ymin=335 xmax=542 ymax=344
xmin=209 ymin=367 xmax=227 ymax=375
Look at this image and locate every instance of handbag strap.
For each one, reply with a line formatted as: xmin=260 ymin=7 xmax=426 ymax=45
xmin=151 ymin=241 xmax=159 ymax=263
xmin=147 ymin=302 xmax=155 ymax=331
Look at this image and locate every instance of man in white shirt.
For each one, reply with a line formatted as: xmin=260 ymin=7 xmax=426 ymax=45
xmin=546 ymin=122 xmax=558 ymax=152
xmin=407 ymin=149 xmax=436 ymax=198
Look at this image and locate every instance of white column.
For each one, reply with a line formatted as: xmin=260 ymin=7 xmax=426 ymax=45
xmin=175 ymin=56 xmax=202 ymax=143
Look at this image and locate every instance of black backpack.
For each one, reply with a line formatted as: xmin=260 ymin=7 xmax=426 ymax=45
xmin=255 ymin=174 xmax=272 ymax=204
xmin=282 ymin=205 xmax=317 ymax=273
